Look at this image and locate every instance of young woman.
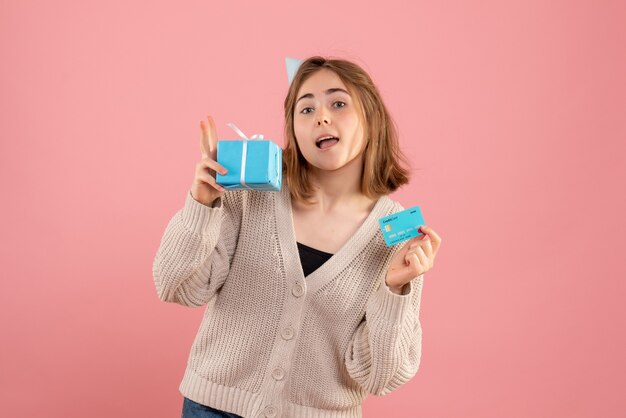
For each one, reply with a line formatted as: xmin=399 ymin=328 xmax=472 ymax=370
xmin=153 ymin=56 xmax=442 ymax=418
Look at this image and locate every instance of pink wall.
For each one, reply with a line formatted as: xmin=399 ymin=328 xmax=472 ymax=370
xmin=1 ymin=1 xmax=625 ymax=417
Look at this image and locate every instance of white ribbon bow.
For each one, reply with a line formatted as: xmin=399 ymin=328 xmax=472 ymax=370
xmin=226 ymin=122 xmax=264 ymax=189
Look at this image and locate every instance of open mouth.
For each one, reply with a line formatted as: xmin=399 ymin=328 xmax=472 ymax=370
xmin=316 ymin=136 xmax=340 ymax=149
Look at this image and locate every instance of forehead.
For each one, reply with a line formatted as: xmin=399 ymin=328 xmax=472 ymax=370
xmin=296 ymin=69 xmax=349 ymax=97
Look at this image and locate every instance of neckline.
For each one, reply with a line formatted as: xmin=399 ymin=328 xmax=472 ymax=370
xmin=275 ymin=183 xmax=392 ymax=295
xmin=297 ymin=241 xmax=334 ymax=257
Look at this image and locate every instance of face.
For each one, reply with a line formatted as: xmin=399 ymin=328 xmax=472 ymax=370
xmin=293 ymin=69 xmax=366 ymax=172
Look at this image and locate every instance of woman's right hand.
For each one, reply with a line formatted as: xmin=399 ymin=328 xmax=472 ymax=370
xmin=190 ymin=115 xmax=228 ymax=206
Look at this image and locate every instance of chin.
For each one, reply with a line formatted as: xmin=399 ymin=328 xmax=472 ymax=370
xmin=309 ymin=160 xmax=347 ymax=172
xmin=305 ymin=153 xmax=362 ymax=173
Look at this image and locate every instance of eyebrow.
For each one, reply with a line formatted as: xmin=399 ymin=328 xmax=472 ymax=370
xmin=296 ymin=88 xmax=351 ymax=105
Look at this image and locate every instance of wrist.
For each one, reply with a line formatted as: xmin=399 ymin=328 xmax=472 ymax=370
xmin=385 ymin=279 xmax=405 ymax=295
xmin=389 ymin=286 xmax=404 ymax=295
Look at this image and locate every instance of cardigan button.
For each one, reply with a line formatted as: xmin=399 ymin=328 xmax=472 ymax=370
xmin=281 ymin=326 xmax=294 ymax=340
xmin=272 ymin=367 xmax=285 ymax=381
xmin=292 ymin=283 xmax=304 ymax=297
xmin=263 ymin=405 xmax=277 ymax=417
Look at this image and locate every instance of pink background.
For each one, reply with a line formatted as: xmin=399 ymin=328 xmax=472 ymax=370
xmin=1 ymin=1 xmax=625 ymax=417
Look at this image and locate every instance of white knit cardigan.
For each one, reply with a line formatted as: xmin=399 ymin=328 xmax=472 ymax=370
xmin=152 ymin=183 xmax=424 ymax=418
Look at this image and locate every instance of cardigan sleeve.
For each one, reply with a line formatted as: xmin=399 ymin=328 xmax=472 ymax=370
xmin=344 ymin=273 xmax=424 ymax=396
xmin=152 ymin=190 xmax=244 ymax=307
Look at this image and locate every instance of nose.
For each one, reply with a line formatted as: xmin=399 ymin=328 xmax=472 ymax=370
xmin=316 ymin=116 xmax=330 ymax=126
xmin=316 ymin=105 xmax=331 ymax=126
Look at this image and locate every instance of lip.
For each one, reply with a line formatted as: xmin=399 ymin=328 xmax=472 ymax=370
xmin=315 ymin=133 xmax=340 ymax=150
xmin=315 ymin=133 xmax=338 ymax=141
xmin=316 ymin=138 xmax=339 ymax=152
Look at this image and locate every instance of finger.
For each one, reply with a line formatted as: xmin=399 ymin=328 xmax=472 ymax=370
xmin=207 ymin=115 xmax=218 ymax=158
xmin=421 ymin=238 xmax=433 ymax=258
xmin=412 ymin=246 xmax=430 ymax=268
xmin=419 ymin=225 xmax=442 ymax=254
xmin=405 ymin=236 xmax=422 ymax=251
xmin=200 ymin=120 xmax=210 ymax=158
xmin=405 ymin=252 xmax=423 ymax=275
xmin=196 ymin=173 xmax=225 ymax=191
xmin=200 ymin=157 xmax=228 ymax=175
xmin=406 ymin=237 xmax=426 ymax=255
xmin=409 ymin=240 xmax=433 ymax=259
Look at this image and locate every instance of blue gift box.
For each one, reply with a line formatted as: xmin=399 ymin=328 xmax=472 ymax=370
xmin=215 ymin=124 xmax=282 ymax=191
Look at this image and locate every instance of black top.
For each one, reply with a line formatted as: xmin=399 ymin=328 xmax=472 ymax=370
xmin=297 ymin=242 xmax=334 ymax=277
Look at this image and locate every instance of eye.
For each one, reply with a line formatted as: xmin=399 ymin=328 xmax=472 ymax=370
xmin=299 ymin=101 xmax=345 ymax=115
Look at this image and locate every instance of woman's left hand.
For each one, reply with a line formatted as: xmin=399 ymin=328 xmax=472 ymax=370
xmin=385 ymin=225 xmax=442 ymax=294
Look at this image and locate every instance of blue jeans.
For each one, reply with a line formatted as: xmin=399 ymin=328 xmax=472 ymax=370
xmin=182 ymin=397 xmax=243 ymax=418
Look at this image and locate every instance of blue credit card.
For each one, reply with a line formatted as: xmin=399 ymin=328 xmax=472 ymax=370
xmin=378 ymin=205 xmax=426 ymax=246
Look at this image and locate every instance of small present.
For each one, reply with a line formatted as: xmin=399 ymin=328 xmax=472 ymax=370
xmin=215 ymin=123 xmax=282 ymax=191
